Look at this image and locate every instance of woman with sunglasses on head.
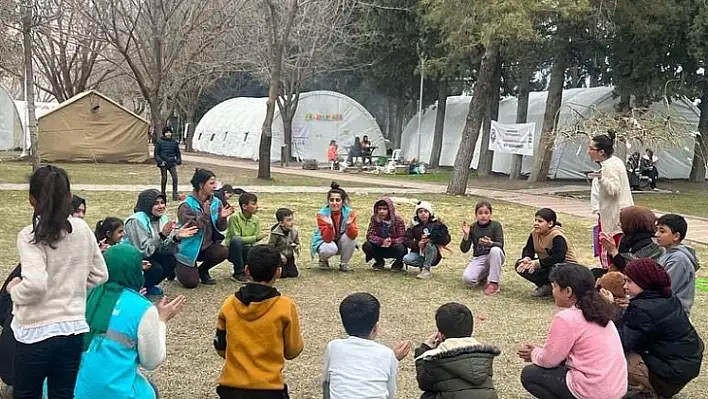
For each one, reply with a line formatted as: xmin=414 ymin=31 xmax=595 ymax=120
xmin=587 ymin=131 xmax=634 ymax=279
xmin=311 ymin=182 xmax=359 ymax=272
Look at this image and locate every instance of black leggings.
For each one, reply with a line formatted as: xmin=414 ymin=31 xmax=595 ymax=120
xmin=521 ymin=364 xmax=576 ymax=399
xmin=145 ymin=253 xmax=177 ymax=287
xmin=159 ymin=165 xmax=178 ymax=196
xmin=13 ymin=334 xmax=83 ymax=399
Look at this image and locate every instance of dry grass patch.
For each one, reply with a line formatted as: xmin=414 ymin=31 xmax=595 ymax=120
xmin=0 ymin=191 xmax=705 ymax=398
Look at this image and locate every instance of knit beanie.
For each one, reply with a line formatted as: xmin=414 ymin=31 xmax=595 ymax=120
xmin=597 ymin=271 xmax=626 ymax=299
xmin=625 ymin=258 xmax=672 ymax=298
xmin=415 ymin=201 xmax=434 ymax=216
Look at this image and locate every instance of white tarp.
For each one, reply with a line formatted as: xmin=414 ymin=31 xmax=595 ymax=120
xmin=0 ymin=84 xmax=22 ymax=150
xmin=13 ymin=100 xmax=60 ymax=151
xmin=489 ymin=121 xmax=535 ymax=156
xmin=193 ymin=90 xmax=385 ymax=163
xmin=400 ymin=86 xmax=702 ymax=179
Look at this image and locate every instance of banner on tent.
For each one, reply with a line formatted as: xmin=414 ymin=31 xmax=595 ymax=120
xmin=488 ymin=121 xmax=535 ymax=156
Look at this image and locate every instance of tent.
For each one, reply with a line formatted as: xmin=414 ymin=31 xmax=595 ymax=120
xmin=193 ymin=90 xmax=386 ymax=163
xmin=0 ymin=83 xmax=23 ymax=151
xmin=400 ymin=86 xmax=702 ymax=179
xmin=13 ymin=100 xmax=60 ymax=152
xmin=38 ymin=90 xmax=149 ymax=163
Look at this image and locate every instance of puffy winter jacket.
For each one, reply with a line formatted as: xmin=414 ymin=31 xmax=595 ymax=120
xmin=154 ymin=137 xmax=181 ymax=166
xmin=619 ymin=290 xmax=704 ymax=398
xmin=403 ymin=217 xmax=451 ymax=267
xmin=415 ymin=337 xmax=500 ymax=399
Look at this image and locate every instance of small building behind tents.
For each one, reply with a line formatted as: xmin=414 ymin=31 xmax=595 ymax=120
xmin=38 ymin=90 xmax=149 ymax=163
xmin=0 ymin=83 xmax=23 ymax=151
xmin=400 ymin=86 xmax=702 ymax=179
xmin=193 ymin=90 xmax=385 ymax=163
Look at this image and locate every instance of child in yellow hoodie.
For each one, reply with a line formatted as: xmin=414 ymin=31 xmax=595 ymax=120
xmin=214 ymin=245 xmax=304 ymax=399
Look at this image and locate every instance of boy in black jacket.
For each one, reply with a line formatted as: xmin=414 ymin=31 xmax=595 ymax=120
xmin=154 ymin=126 xmax=182 ymax=201
xmin=415 ymin=303 xmax=500 ymax=399
xmin=621 ymin=258 xmax=704 ymax=398
xmin=403 ymin=201 xmax=451 ymax=279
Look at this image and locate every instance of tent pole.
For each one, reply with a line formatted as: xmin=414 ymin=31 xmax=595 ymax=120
xmin=416 ymin=55 xmax=425 ymax=161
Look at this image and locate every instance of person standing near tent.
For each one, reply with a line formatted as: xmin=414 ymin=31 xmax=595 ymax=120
xmin=587 ymin=131 xmax=634 ymax=277
xmin=154 ymin=126 xmax=182 ymax=201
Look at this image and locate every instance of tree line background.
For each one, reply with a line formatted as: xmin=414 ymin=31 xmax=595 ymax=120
xmin=1 ymin=0 xmax=707 ymax=194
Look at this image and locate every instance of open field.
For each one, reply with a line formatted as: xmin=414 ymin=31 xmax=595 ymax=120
xmin=0 ymin=190 xmax=705 ymax=398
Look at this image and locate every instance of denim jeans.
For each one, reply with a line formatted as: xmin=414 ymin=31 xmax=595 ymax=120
xmin=402 ymin=242 xmax=438 ymax=269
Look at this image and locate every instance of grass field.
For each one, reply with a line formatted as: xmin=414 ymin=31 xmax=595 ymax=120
xmin=0 ymin=191 xmax=705 ymax=398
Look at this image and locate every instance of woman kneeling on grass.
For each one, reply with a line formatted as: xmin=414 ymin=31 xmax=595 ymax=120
xmin=516 ymin=208 xmax=578 ymax=297
xmin=74 ymin=244 xmax=186 ymax=399
xmin=518 ymin=264 xmax=627 ymax=399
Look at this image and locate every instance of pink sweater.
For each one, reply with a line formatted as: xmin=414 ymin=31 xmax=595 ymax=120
xmin=531 ymin=307 xmax=627 ymax=399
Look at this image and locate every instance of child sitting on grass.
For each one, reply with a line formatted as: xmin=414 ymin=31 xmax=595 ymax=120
xmin=655 ymin=214 xmax=699 ymax=316
xmin=225 ymin=192 xmax=268 ymax=282
xmin=460 ymin=201 xmax=505 ymax=295
xmin=415 ymin=302 xmax=500 ymax=399
xmin=214 ymin=245 xmax=304 ymax=399
xmin=268 ymin=208 xmax=301 ymax=278
xmin=323 ymin=292 xmax=411 ymax=399
xmin=403 ymin=201 xmax=451 ymax=279
xmin=94 ymin=217 xmax=125 ymax=252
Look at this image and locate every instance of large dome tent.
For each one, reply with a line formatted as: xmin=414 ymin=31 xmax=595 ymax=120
xmin=0 ymin=82 xmax=23 ymax=151
xmin=193 ymin=90 xmax=386 ymax=163
xmin=400 ymin=86 xmax=702 ymax=179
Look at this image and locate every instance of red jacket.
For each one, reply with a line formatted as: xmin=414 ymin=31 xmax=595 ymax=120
xmin=366 ymin=197 xmax=406 ymax=246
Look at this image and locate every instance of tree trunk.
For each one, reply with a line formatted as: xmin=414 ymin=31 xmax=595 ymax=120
xmin=528 ymin=40 xmax=568 ymax=183
xmin=149 ymin=100 xmax=163 ymax=145
xmin=22 ymin=0 xmax=39 ymax=171
xmin=392 ymin=96 xmax=406 ymax=149
xmin=282 ymin=112 xmax=293 ymax=165
xmin=386 ymin=97 xmax=395 ymax=141
xmin=510 ymin=72 xmax=531 ymax=179
xmin=447 ymin=41 xmax=500 ymax=195
xmin=478 ymin=56 xmax=502 ymax=177
xmin=690 ymin=87 xmax=708 ymax=182
xmin=429 ymin=79 xmax=448 ymax=168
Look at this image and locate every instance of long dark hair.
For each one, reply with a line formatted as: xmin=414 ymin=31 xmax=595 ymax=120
xmin=591 ymin=131 xmax=616 ymax=158
xmin=549 ymin=264 xmax=614 ymax=327
xmin=94 ymin=217 xmax=124 ymax=242
xmin=29 ymin=165 xmax=73 ymax=248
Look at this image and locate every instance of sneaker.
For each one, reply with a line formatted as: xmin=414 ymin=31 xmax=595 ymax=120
xmin=339 ymin=263 xmax=351 ymax=273
xmin=483 ymin=282 xmax=500 ymax=296
xmin=145 ymin=286 xmax=164 ymax=296
xmin=416 ymin=268 xmax=432 ymax=279
xmin=230 ymin=273 xmax=249 ymax=283
xmin=652 ymin=187 xmax=660 ymax=192
xmin=318 ymin=260 xmax=331 ymax=270
xmin=200 ymin=271 xmax=216 ymax=285
xmin=391 ymin=261 xmax=404 ymax=272
xmin=372 ymin=259 xmax=385 ymax=271
xmin=531 ymin=284 xmax=552 ymax=297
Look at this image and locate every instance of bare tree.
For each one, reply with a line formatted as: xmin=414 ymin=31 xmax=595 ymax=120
xmin=85 ymin=0 xmax=248 ymax=141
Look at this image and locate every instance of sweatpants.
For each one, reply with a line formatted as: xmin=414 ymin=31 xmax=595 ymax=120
xmin=227 ymin=238 xmax=250 ymax=276
xmin=361 ymin=241 xmax=407 ymax=263
xmin=462 ymin=247 xmax=505 ymax=286
xmin=402 ymin=242 xmax=438 ymax=270
xmin=520 ymin=364 xmax=576 ymax=399
xmin=159 ymin=165 xmax=178 ymax=197
xmin=13 ymin=334 xmax=83 ymax=399
xmin=175 ymin=244 xmax=229 ymax=288
xmin=318 ymin=235 xmax=356 ymax=264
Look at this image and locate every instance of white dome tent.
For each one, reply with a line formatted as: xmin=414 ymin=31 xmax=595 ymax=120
xmin=0 ymin=83 xmax=23 ymax=151
xmin=400 ymin=86 xmax=702 ymax=179
xmin=194 ymin=91 xmax=386 ymax=163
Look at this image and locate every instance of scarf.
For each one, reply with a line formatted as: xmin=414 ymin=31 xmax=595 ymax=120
xmin=618 ymin=231 xmax=655 ymax=254
xmin=84 ymin=244 xmax=145 ymax=351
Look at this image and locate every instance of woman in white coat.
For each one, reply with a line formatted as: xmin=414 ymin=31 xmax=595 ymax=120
xmin=587 ymin=131 xmax=634 ymax=279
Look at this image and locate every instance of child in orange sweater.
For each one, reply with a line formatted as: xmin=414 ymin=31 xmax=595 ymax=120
xmin=214 ymin=245 xmax=304 ymax=399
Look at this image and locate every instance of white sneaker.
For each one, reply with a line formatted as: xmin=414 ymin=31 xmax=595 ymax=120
xmin=416 ymin=268 xmax=432 ymax=279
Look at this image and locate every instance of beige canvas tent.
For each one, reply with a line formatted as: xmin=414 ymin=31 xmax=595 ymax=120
xmin=38 ymin=90 xmax=149 ymax=163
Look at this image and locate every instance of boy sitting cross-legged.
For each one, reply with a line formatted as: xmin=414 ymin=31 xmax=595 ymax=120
xmin=323 ymin=292 xmax=412 ymax=399
xmin=415 ymin=302 xmax=501 ymax=399
xmin=214 ymin=245 xmax=304 ymax=399
xmin=655 ymin=214 xmax=700 ymax=316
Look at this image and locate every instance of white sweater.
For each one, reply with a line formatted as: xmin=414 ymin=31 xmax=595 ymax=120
xmin=11 ymin=217 xmax=108 ymax=329
xmin=598 ymin=155 xmax=634 ymax=235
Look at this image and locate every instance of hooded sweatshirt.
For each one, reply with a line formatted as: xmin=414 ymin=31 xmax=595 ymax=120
xmin=366 ymin=197 xmax=406 ymax=246
xmin=414 ymin=337 xmax=500 ymax=399
xmin=123 ymin=189 xmax=178 ymax=258
xmin=660 ymin=244 xmax=700 ymax=315
xmin=215 ymin=284 xmax=304 ymax=390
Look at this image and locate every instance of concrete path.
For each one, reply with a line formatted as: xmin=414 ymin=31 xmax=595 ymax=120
xmin=180 ymin=153 xmax=708 ymax=245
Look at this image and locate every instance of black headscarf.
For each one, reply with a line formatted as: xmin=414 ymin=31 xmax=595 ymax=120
xmin=134 ymin=189 xmax=166 ymax=219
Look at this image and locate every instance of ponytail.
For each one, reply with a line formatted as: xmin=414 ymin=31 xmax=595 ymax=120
xmin=549 ymin=264 xmax=614 ymax=327
xmin=29 ymin=165 xmax=73 ymax=248
xmin=94 ymin=217 xmax=124 ymax=242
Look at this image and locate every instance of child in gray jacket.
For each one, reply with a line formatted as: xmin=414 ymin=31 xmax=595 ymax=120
xmin=656 ymin=214 xmax=700 ymax=315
